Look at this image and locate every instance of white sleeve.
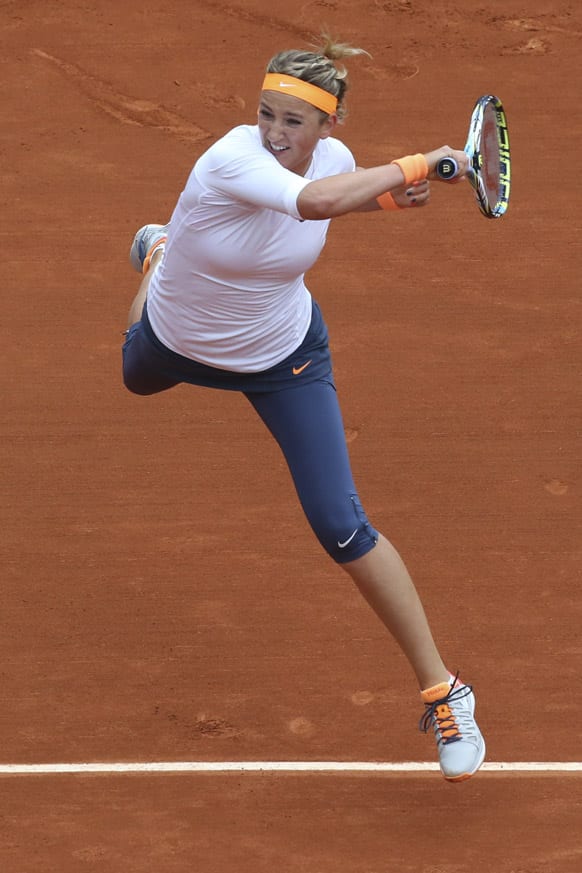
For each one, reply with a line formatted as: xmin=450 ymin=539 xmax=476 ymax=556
xmin=195 ymin=130 xmax=310 ymax=220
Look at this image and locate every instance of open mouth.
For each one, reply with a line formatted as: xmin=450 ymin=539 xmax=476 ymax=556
xmin=268 ymin=140 xmax=289 ymax=154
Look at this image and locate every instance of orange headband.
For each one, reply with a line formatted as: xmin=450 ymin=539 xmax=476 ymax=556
xmin=261 ymin=73 xmax=338 ymax=115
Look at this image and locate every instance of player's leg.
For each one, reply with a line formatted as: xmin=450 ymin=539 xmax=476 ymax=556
xmin=127 ymin=224 xmax=168 ymax=328
xmin=341 ymin=543 xmax=486 ymax=782
xmin=122 ymin=224 xmax=179 ymax=395
xmin=248 ymin=378 xmax=446 ymax=688
xmin=343 ymin=534 xmax=449 ymax=689
xmin=247 ymin=378 xmax=485 ymax=781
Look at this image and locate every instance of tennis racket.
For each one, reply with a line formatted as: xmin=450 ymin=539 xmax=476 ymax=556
xmin=436 ymin=95 xmax=511 ymax=219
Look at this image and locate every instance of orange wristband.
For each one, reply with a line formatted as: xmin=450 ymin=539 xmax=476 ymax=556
xmin=376 ymin=191 xmax=403 ymax=211
xmin=391 ymin=153 xmax=428 ymax=185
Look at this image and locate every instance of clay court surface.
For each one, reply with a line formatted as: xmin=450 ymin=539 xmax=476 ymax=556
xmin=2 ymin=0 xmax=581 ymax=870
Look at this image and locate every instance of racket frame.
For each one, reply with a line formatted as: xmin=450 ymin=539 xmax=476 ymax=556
xmin=436 ymin=95 xmax=511 ymax=219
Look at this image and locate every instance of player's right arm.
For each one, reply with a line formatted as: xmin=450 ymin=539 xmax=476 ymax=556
xmin=296 ymin=147 xmax=469 ymax=219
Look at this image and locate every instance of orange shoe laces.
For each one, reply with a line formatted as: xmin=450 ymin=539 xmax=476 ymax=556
xmin=419 ymin=677 xmax=473 ymax=745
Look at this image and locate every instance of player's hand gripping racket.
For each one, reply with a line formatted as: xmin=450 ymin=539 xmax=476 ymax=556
xmin=436 ymin=95 xmax=511 ymax=219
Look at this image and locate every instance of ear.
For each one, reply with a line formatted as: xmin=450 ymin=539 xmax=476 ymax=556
xmin=319 ymin=113 xmax=338 ymax=139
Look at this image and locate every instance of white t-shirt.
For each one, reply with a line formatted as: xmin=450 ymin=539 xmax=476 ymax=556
xmin=146 ymin=124 xmax=355 ymax=372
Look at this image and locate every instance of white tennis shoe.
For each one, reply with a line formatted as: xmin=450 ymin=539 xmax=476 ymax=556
xmin=129 ymin=223 xmax=168 ymax=274
xmin=420 ymin=674 xmax=486 ymax=782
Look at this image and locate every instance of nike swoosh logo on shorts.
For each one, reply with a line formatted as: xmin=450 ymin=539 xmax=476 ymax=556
xmin=338 ymin=529 xmax=358 ymax=549
xmin=279 ymin=82 xmax=295 ymax=87
xmin=292 ymin=360 xmax=312 ymax=376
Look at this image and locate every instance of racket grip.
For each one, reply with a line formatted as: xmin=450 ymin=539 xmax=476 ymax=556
xmin=435 ymin=157 xmax=459 ymax=180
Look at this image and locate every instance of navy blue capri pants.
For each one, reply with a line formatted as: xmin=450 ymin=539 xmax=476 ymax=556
xmin=123 ymin=300 xmax=378 ymax=564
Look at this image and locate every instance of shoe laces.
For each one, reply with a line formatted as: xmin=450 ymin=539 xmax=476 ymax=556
xmin=419 ymin=674 xmax=473 ymax=746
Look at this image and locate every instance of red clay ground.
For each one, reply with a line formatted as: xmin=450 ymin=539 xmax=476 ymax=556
xmin=2 ymin=0 xmax=581 ymax=870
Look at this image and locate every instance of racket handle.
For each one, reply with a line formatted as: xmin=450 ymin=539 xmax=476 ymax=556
xmin=435 ymin=156 xmax=459 ymax=180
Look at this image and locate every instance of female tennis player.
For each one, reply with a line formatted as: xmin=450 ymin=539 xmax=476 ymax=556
xmin=122 ymin=36 xmax=485 ymax=782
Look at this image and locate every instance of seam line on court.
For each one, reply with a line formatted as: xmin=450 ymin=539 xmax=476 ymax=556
xmin=0 ymin=762 xmax=581 ymax=775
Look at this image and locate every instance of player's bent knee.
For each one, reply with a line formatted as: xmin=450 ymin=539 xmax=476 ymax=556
xmin=328 ymin=524 xmax=378 ymax=564
xmin=306 ymin=494 xmax=379 ymax=564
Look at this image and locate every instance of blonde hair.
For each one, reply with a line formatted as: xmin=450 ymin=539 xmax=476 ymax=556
xmin=266 ymin=35 xmax=369 ymax=122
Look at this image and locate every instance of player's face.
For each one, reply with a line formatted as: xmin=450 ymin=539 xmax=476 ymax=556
xmin=258 ymin=91 xmax=336 ymax=176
